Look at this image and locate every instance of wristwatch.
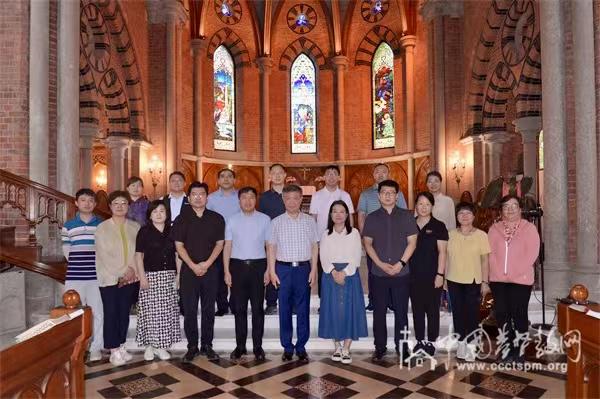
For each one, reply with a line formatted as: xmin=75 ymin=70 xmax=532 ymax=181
xmin=400 ymin=260 xmax=407 ymax=267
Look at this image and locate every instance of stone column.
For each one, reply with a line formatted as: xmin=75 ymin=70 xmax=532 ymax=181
xmin=164 ymin=1 xmax=187 ymax=176
xmin=29 ymin=0 xmax=49 ymax=185
xmin=106 ymin=137 xmax=131 ymax=192
xmin=540 ymin=0 xmax=570 ymax=301
xmin=513 ymin=117 xmax=541 ymax=197
xmin=257 ymin=56 xmax=273 ymax=191
xmin=129 ymin=139 xmax=151 ymax=179
xmin=483 ymin=132 xmax=509 ymax=180
xmin=192 ymin=38 xmax=208 ymax=181
xmin=80 ymin=125 xmax=97 ymax=189
xmin=572 ymin=0 xmax=599 ymax=290
xmin=401 ymin=36 xmax=417 ymax=206
xmin=331 ymin=55 xmax=348 ymax=160
xmin=57 ymin=0 xmax=80 ymax=196
xmin=420 ymin=0 xmax=462 ymax=192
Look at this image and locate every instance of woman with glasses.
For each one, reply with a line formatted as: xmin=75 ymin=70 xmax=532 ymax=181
xmin=488 ymin=195 xmax=540 ymax=364
xmin=445 ymin=202 xmax=490 ymax=362
xmin=96 ymin=191 xmax=141 ymax=366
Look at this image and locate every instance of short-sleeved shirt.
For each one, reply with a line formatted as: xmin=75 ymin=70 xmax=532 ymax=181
xmin=207 ymin=188 xmax=240 ymax=219
xmin=258 ymin=189 xmax=285 ymax=220
xmin=61 ymin=213 xmax=103 ymax=281
xmin=225 ymin=211 xmax=271 ymax=259
xmin=309 ymin=187 xmax=355 ymax=239
xmin=171 ymin=208 xmax=225 ymax=264
xmin=358 ymin=184 xmax=407 ymax=214
xmin=446 ymin=229 xmax=491 ymax=284
xmin=409 ymin=217 xmax=448 ymax=282
xmin=269 ymin=212 xmax=319 ymax=262
xmin=127 ymin=197 xmax=149 ymax=227
xmin=136 ymin=224 xmax=177 ymax=272
xmin=362 ymin=206 xmax=418 ymax=278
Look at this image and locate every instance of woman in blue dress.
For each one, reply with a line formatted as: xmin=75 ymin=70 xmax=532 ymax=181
xmin=318 ymin=200 xmax=368 ymax=364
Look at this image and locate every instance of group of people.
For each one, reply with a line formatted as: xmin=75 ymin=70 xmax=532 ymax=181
xmin=61 ymin=163 xmax=540 ymax=367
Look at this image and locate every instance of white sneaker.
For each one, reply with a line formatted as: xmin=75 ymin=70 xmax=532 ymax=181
xmin=144 ymin=346 xmax=155 ymax=361
xmin=331 ymin=347 xmax=342 ymax=362
xmin=109 ymin=350 xmax=126 ymax=366
xmin=464 ymin=343 xmax=477 ymax=362
xmin=89 ymin=350 xmax=103 ymax=362
xmin=456 ymin=341 xmax=467 ymax=360
xmin=341 ymin=350 xmax=352 ymax=364
xmin=119 ymin=345 xmax=133 ymax=361
xmin=154 ymin=348 xmax=171 ymax=360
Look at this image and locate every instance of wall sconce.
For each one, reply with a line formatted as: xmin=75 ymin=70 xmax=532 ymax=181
xmin=95 ymin=168 xmax=107 ymax=191
xmin=451 ymin=152 xmax=466 ymax=191
xmin=148 ymin=155 xmax=163 ymax=198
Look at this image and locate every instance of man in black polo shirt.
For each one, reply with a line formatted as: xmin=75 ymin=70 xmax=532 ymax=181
xmin=172 ymin=181 xmax=225 ymax=362
xmin=362 ymin=179 xmax=418 ymax=362
xmin=258 ymin=163 xmax=287 ymax=315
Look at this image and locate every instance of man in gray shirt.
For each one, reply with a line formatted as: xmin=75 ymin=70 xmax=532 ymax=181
xmin=362 ymin=179 xmax=417 ymax=362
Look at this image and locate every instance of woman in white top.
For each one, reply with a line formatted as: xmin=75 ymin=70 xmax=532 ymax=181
xmin=426 ymin=171 xmax=456 ymax=230
xmin=318 ymin=200 xmax=368 ymax=365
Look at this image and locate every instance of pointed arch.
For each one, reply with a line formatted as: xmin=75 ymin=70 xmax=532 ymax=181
xmin=372 ymin=42 xmax=395 ymax=149
xmin=213 ymin=45 xmax=236 ymax=151
xmin=279 ymin=37 xmax=327 ymax=71
xmin=355 ymin=25 xmax=401 ymax=66
xmin=290 ymin=53 xmax=317 ymax=154
xmin=207 ymin=28 xmax=251 ymax=67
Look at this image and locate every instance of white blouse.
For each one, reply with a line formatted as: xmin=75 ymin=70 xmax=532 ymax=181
xmin=319 ymin=228 xmax=363 ymax=276
xmin=432 ymin=193 xmax=456 ymax=230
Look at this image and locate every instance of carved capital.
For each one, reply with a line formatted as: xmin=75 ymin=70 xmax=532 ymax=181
xmin=400 ymin=35 xmax=417 ymax=49
xmin=191 ymin=38 xmax=208 ymax=55
xmin=255 ymin=56 xmax=273 ymax=74
xmin=419 ymin=0 xmax=464 ymax=22
xmin=484 ymin=131 xmax=511 ymax=144
xmin=513 ymin=116 xmax=542 ymax=141
xmin=330 ymin=55 xmax=349 ymax=71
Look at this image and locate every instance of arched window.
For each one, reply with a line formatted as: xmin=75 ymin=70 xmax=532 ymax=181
xmin=290 ymin=53 xmax=317 ymax=154
xmin=213 ymin=45 xmax=236 ymax=151
xmin=372 ymin=42 xmax=395 ymax=149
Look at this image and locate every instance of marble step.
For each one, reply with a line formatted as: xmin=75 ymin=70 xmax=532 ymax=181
xmin=123 ymin=292 xmax=555 ymax=351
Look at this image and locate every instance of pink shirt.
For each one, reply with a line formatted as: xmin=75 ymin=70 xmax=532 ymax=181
xmin=488 ymin=219 xmax=540 ymax=285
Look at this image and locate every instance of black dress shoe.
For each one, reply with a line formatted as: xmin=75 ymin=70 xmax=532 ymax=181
xmin=365 ymin=303 xmax=374 ymax=311
xmin=182 ymin=347 xmax=200 ymax=363
xmin=230 ymin=347 xmax=246 ymax=360
xmin=215 ymin=309 xmax=229 ymax=317
xmin=296 ymin=351 xmax=309 ymax=362
xmin=200 ymin=345 xmax=220 ymax=360
xmin=281 ymin=351 xmax=294 ymax=361
xmin=254 ymin=347 xmax=266 ymax=361
xmin=372 ymin=350 xmax=386 ymax=361
xmin=265 ymin=305 xmax=277 ymax=315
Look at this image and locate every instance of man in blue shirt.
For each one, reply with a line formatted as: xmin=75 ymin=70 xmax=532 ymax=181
xmin=223 ymin=187 xmax=271 ymax=361
xmin=258 ymin=163 xmax=287 ymax=314
xmin=207 ymin=168 xmax=240 ymax=316
xmin=357 ymin=163 xmax=407 ymax=311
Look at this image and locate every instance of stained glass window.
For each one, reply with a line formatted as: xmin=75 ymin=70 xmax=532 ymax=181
xmin=213 ymin=45 xmax=235 ymax=151
xmin=372 ymin=42 xmax=395 ymax=149
xmin=291 ymin=53 xmax=317 ymax=154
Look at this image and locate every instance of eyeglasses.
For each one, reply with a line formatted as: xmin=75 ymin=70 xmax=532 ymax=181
xmin=502 ymin=203 xmax=519 ymax=210
xmin=190 ymin=192 xmax=206 ymax=198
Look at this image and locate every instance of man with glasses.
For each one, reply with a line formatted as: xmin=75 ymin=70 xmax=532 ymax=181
xmin=362 ymin=180 xmax=418 ymax=362
xmin=172 ymin=182 xmax=225 ymax=362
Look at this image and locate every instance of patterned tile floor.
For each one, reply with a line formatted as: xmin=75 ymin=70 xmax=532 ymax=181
xmin=85 ymin=350 xmax=567 ymax=398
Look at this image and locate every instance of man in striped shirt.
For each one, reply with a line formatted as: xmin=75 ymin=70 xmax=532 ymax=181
xmin=61 ymin=188 xmax=104 ymax=361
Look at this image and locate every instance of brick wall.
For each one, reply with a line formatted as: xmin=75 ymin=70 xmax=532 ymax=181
xmin=595 ymin=0 xmax=600 ymax=263
xmin=49 ymin=0 xmax=57 ymax=188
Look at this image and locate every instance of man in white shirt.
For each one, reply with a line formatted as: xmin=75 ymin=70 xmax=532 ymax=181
xmin=162 ymin=171 xmax=189 ymax=224
xmin=309 ymin=165 xmax=355 ymax=297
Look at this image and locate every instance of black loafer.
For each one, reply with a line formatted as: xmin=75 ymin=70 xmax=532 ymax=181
xmin=254 ymin=347 xmax=266 ymax=361
xmin=281 ymin=351 xmax=294 ymax=361
xmin=200 ymin=345 xmax=220 ymax=360
xmin=372 ymin=350 xmax=386 ymax=361
xmin=296 ymin=351 xmax=309 ymax=362
xmin=230 ymin=347 xmax=246 ymax=360
xmin=182 ymin=347 xmax=200 ymax=363
xmin=265 ymin=306 xmax=278 ymax=315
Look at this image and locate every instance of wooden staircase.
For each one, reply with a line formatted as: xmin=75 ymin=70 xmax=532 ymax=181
xmin=0 ymin=169 xmax=109 ymax=283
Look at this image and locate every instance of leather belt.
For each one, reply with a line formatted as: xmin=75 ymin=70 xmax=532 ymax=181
xmin=277 ymin=260 xmax=310 ymax=267
xmin=232 ymin=258 xmax=266 ymax=265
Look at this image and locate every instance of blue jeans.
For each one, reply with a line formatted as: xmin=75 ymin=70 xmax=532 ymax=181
xmin=276 ymin=262 xmax=311 ymax=353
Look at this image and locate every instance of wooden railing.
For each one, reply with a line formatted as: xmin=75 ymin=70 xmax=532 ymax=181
xmin=0 ymin=169 xmax=110 ymax=282
xmin=0 ymin=290 xmax=92 ymax=398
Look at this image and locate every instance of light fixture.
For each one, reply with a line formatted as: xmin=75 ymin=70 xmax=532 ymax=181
xmin=450 ymin=151 xmax=466 ymax=191
xmin=95 ymin=168 xmax=107 ymax=190
xmin=148 ymin=155 xmax=163 ymax=199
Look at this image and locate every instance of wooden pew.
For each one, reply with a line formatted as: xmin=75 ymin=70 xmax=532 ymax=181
xmin=0 ymin=291 xmax=91 ymax=398
xmin=557 ymin=301 xmax=600 ymax=399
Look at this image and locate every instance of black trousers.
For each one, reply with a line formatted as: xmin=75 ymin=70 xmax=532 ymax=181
xmin=214 ymin=256 xmax=230 ymax=312
xmin=230 ymin=259 xmax=266 ymax=349
xmin=99 ymin=282 xmax=138 ymax=349
xmin=372 ymin=275 xmax=409 ymax=352
xmin=410 ymin=280 xmax=442 ymax=342
xmin=447 ymin=280 xmax=481 ymax=342
xmin=180 ymin=265 xmax=217 ymax=349
xmin=490 ymin=282 xmax=532 ymax=347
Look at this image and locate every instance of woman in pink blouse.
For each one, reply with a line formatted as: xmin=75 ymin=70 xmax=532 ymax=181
xmin=488 ymin=195 xmax=540 ymax=364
